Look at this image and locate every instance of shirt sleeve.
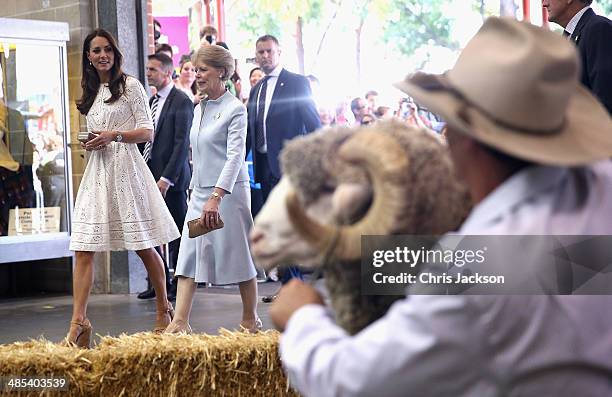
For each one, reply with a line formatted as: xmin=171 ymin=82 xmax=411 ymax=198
xmin=281 ymin=296 xmax=484 ymax=397
xmin=160 ymin=177 xmax=174 ymax=186
xmin=126 ymin=76 xmax=154 ymax=131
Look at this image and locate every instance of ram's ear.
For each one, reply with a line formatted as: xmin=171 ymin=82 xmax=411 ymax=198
xmin=331 ymin=183 xmax=372 ymax=225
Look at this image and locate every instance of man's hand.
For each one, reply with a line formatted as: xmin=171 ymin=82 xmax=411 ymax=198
xmin=269 ymin=279 xmax=325 ymax=332
xmin=157 ymin=179 xmax=170 ymax=198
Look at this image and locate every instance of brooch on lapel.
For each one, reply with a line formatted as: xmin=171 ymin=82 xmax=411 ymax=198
xmin=214 ymin=112 xmax=221 ymax=120
xmin=280 ymin=82 xmax=285 ymax=87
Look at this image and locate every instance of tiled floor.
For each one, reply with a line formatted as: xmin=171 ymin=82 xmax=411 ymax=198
xmin=0 ymin=281 xmax=281 ymax=345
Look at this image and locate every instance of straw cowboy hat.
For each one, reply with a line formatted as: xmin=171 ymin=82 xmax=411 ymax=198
xmin=394 ymin=17 xmax=612 ymax=166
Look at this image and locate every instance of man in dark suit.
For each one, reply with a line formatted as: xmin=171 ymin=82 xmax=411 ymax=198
xmin=543 ymin=0 xmax=612 ymax=114
xmin=138 ymin=53 xmax=193 ymax=300
xmin=246 ymin=35 xmax=321 ymax=301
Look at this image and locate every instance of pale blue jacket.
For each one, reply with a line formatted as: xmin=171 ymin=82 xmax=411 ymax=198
xmin=189 ymin=91 xmax=249 ymax=193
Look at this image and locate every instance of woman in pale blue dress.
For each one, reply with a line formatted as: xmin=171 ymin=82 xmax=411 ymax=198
xmin=165 ymin=45 xmax=259 ymax=333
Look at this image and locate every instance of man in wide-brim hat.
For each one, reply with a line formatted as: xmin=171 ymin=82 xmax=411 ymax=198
xmin=269 ymin=17 xmax=612 ymax=397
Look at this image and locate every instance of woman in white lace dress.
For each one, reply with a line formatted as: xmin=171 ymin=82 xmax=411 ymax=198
xmin=65 ymin=29 xmax=179 ymax=347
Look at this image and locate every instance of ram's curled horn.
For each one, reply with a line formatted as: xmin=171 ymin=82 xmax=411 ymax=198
xmin=286 ymin=130 xmax=411 ymax=263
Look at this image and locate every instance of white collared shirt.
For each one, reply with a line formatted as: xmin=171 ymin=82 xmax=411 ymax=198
xmin=565 ymin=6 xmax=591 ymax=36
xmin=255 ymin=64 xmax=283 ymax=153
xmin=151 ymin=82 xmax=174 ymax=186
xmin=153 ymin=82 xmax=173 ymax=128
xmin=280 ymin=161 xmax=612 ymax=397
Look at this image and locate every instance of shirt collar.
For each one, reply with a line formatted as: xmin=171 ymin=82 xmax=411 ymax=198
xmin=266 ymin=64 xmax=283 ymax=78
xmin=459 ymin=165 xmax=568 ymax=233
xmin=156 ymin=82 xmax=173 ymax=99
xmin=566 ymin=6 xmax=590 ymax=35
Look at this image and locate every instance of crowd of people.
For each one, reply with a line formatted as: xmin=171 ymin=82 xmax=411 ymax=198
xmin=62 ymin=1 xmax=612 ymax=395
xmin=155 ymin=23 xmax=443 ymax=133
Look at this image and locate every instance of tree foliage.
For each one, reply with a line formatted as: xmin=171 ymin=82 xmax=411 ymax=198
xmin=381 ymin=0 xmax=459 ymax=56
xmin=234 ymin=0 xmax=323 ymax=42
xmin=235 ymin=9 xmax=282 ymax=41
xmin=598 ymin=0 xmax=612 ymax=16
xmin=472 ymin=0 xmax=498 ymax=20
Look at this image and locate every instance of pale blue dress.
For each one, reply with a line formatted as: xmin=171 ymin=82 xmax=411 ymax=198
xmin=175 ymin=91 xmax=257 ymax=284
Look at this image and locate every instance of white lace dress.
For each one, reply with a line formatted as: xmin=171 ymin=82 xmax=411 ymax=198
xmin=69 ymin=76 xmax=180 ymax=251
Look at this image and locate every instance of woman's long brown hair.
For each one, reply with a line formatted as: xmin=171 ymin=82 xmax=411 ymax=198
xmin=76 ymin=29 xmax=126 ymax=115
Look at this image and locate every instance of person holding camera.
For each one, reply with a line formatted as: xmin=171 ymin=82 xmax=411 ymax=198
xmin=199 ymin=25 xmax=217 ymax=47
xmin=398 ymin=98 xmax=431 ymax=129
xmin=67 ymin=29 xmax=179 ymax=348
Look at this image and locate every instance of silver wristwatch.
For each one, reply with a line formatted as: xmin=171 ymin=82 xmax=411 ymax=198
xmin=115 ymin=131 xmax=123 ymax=142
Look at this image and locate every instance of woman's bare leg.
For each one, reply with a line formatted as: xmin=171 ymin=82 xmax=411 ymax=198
xmin=64 ymin=251 xmax=95 ymax=346
xmin=136 ymin=248 xmax=170 ymax=327
xmin=165 ymin=276 xmax=196 ymax=333
xmin=71 ymin=251 xmax=95 ymax=323
xmin=238 ymin=277 xmax=258 ymax=327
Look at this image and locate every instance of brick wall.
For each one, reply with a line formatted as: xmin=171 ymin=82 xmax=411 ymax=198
xmin=147 ymin=0 xmax=155 ymax=54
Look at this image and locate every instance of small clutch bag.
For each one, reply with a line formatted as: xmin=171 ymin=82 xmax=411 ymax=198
xmin=187 ymin=217 xmax=224 ymax=238
xmin=77 ymin=131 xmax=97 ymax=143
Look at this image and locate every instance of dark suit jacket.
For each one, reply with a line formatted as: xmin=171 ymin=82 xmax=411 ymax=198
xmin=139 ymin=86 xmax=194 ymax=191
xmin=246 ymin=68 xmax=321 ymax=180
xmin=571 ymin=8 xmax=612 ymax=115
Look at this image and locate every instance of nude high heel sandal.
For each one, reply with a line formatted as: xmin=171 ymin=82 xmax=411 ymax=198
xmin=163 ymin=319 xmax=193 ymax=334
xmin=240 ymin=317 xmax=263 ymax=333
xmin=154 ymin=301 xmax=175 ymax=334
xmin=63 ymin=318 xmax=92 ymax=348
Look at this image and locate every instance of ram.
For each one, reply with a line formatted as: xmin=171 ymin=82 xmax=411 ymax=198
xmin=251 ymin=120 xmax=471 ymax=334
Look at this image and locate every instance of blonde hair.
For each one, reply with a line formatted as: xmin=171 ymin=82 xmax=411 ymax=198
xmin=192 ymin=45 xmax=235 ymax=81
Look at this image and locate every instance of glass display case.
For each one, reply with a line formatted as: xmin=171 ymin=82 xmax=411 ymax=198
xmin=0 ymin=18 xmax=73 ymax=263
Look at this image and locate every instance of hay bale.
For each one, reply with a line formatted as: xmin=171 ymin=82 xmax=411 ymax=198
xmin=0 ymin=330 xmax=299 ymax=397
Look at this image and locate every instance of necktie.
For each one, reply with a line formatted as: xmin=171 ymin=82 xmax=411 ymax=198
xmin=255 ymin=77 xmax=269 ymax=152
xmin=143 ymin=94 xmax=159 ymax=163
